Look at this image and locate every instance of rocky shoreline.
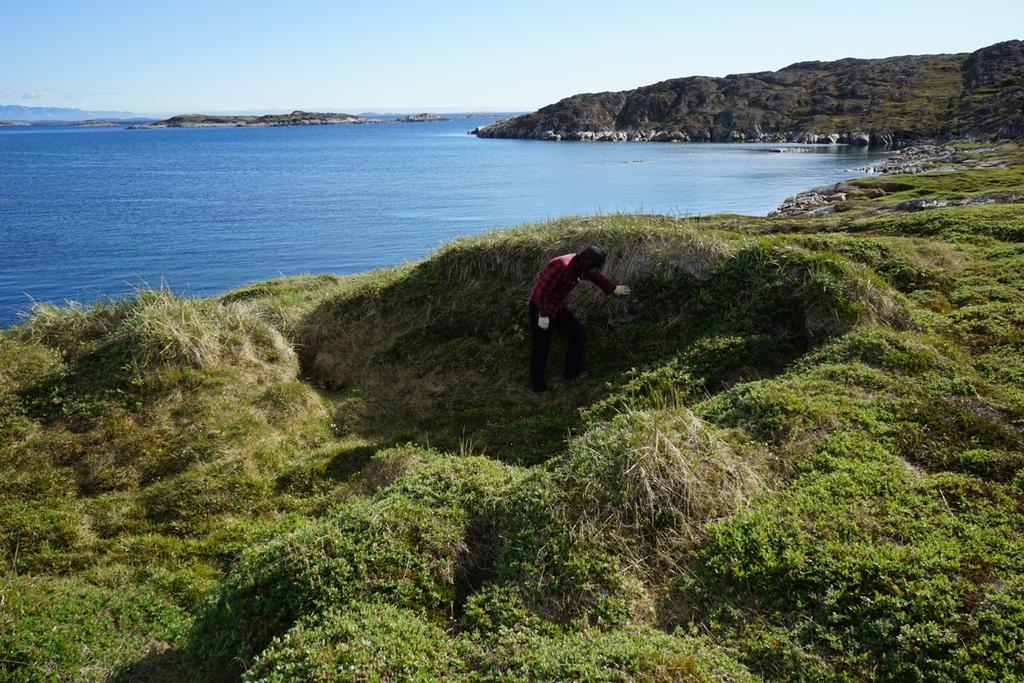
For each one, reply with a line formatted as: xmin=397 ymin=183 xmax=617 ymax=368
xmin=472 ymin=125 xmax=899 ymax=146
xmin=851 ymin=144 xmax=966 ymax=174
xmin=770 ymin=144 xmax=1024 ymax=217
xmin=770 ymin=144 xmax=956 ymax=217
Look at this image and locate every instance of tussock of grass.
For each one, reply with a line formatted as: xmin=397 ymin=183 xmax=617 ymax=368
xmin=728 ymin=243 xmax=913 ymax=340
xmin=558 ymin=407 xmax=767 ymax=569
xmin=0 ymin=337 xmax=59 ymax=394
xmin=20 ymin=289 xmax=296 ymax=376
xmin=433 ymin=215 xmax=733 ymax=284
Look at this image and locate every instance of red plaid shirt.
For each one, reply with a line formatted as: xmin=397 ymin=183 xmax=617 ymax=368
xmin=529 ymin=253 xmax=616 ymax=318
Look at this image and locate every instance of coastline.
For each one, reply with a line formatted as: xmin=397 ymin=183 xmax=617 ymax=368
xmin=472 ymin=125 xmax=904 ymax=146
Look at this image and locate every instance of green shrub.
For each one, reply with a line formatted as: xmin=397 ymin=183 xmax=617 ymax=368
xmin=465 ymin=626 xmax=755 ymax=682
xmin=951 ymin=301 xmax=1024 ymax=345
xmin=244 ymin=602 xmax=465 ymax=682
xmin=188 ymin=449 xmax=521 ymax=679
xmin=954 ymin=575 xmax=1024 ymax=680
xmin=187 ymin=501 xmax=465 ymax=678
xmin=0 ymin=575 xmax=189 ymax=683
xmin=700 ymin=326 xmax=1022 ymax=479
xmin=583 ymin=333 xmax=786 ymax=420
xmin=679 ymin=457 xmax=1024 ymax=681
xmin=851 ymin=204 xmax=1024 ymax=242
xmin=459 ymin=583 xmax=561 ymax=637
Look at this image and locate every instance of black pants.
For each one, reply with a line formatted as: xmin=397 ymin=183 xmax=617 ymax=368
xmin=529 ymin=301 xmax=585 ymax=391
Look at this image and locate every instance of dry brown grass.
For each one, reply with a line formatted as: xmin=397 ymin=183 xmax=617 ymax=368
xmin=775 ymin=246 xmax=915 ymax=340
xmin=558 ymin=407 xmax=768 ymax=572
xmin=434 ymin=215 xmax=734 ymax=286
xmin=19 ymin=289 xmax=297 ymax=378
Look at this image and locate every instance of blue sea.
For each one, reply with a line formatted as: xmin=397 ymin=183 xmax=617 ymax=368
xmin=0 ymin=117 xmax=889 ymax=327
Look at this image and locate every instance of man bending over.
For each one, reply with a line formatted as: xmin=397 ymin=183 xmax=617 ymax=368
xmin=528 ymin=245 xmax=630 ymax=392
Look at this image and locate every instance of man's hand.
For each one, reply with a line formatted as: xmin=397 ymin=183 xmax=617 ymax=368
xmin=613 ymin=285 xmax=631 ymax=296
xmin=537 ymin=316 xmax=550 ymax=330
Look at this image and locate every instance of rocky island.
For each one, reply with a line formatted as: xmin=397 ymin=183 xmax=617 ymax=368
xmin=474 ymin=39 xmax=1024 ymax=144
xmin=394 ymin=113 xmax=450 ymax=122
xmin=130 ymin=110 xmax=378 ymax=128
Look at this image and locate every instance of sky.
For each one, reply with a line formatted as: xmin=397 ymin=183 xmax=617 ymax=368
xmin=1 ymin=0 xmax=1021 ymax=115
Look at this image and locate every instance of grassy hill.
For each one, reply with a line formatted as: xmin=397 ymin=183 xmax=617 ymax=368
xmin=2 ymin=143 xmax=1024 ymax=681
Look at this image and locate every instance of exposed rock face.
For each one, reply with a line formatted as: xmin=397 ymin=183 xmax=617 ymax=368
xmin=131 ymin=111 xmax=378 ymax=128
xmin=475 ymin=41 xmax=1024 ymax=144
xmin=959 ymin=40 xmax=1024 ymax=139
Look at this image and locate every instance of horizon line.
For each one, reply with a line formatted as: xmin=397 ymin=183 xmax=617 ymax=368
xmin=0 ymin=104 xmax=532 ymax=117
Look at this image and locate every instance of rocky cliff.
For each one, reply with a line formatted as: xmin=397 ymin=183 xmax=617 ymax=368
xmin=475 ymin=40 xmax=1024 ymax=144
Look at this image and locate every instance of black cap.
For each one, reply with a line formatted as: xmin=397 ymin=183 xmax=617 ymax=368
xmin=576 ymin=245 xmax=606 ymax=271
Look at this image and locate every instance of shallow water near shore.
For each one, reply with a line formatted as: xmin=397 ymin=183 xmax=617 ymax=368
xmin=0 ymin=117 xmax=889 ymax=326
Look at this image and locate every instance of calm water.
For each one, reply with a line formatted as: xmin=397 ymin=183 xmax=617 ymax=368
xmin=0 ymin=118 xmax=888 ymax=326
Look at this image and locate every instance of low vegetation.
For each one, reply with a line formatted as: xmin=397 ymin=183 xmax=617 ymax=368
xmin=2 ymin=143 xmax=1023 ymax=681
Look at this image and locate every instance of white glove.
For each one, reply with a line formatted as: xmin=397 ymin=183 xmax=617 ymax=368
xmin=613 ymin=285 xmax=631 ymax=296
xmin=537 ymin=316 xmax=550 ymax=330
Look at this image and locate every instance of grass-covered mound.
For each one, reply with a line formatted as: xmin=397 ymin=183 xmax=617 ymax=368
xmin=2 ymin=143 xmax=1023 ymax=681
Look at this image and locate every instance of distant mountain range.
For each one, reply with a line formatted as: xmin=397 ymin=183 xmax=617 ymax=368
xmin=0 ymin=105 xmax=142 ymax=121
xmin=474 ymin=39 xmax=1024 ymax=144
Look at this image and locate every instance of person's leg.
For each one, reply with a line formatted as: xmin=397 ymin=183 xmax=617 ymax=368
xmin=555 ymin=308 xmax=586 ymax=380
xmin=529 ymin=302 xmax=553 ymax=391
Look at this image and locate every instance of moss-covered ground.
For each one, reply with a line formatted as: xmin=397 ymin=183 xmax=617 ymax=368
xmin=2 ymin=143 xmax=1023 ymax=681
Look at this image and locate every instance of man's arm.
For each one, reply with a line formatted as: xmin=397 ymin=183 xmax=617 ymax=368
xmin=586 ymin=271 xmax=630 ymax=296
xmin=585 ymin=271 xmax=617 ymax=295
